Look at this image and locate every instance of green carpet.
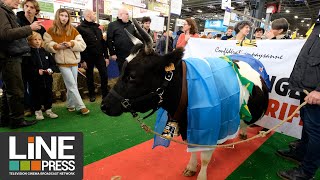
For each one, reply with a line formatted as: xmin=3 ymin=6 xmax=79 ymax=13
xmin=0 ymin=99 xmax=156 ymax=165
xmin=227 ymin=133 xmax=320 ymax=179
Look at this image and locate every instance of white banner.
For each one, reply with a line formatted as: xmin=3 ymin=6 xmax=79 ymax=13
xmin=132 ymin=7 xmax=160 ymax=18
xmin=221 ymin=0 xmax=231 ymax=9
xmin=184 ymin=38 xmax=306 ymax=138
xmin=150 ymin=16 xmax=165 ymax=31
xmin=170 ymin=0 xmax=182 ymax=15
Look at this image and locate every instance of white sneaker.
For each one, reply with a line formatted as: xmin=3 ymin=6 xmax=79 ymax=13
xmin=35 ymin=110 xmax=44 ymax=120
xmin=45 ymin=109 xmax=58 ymax=119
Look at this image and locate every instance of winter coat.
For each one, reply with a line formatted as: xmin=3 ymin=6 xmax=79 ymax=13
xmin=107 ymin=18 xmax=137 ymax=59
xmin=289 ymin=21 xmax=320 ymax=92
xmin=76 ymin=19 xmax=108 ymax=62
xmin=27 ymin=47 xmax=57 ymax=88
xmin=16 ymin=11 xmax=46 ymax=37
xmin=0 ymin=2 xmax=32 ymax=59
xmin=43 ymin=27 xmax=86 ymax=66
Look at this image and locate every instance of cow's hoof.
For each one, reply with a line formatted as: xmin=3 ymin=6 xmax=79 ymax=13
xmin=183 ymin=169 xmax=197 ymax=177
xmin=239 ymin=133 xmax=247 ymax=140
xmin=111 ymin=176 xmax=121 ymax=180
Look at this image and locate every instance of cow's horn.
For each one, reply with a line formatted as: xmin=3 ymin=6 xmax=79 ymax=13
xmin=124 ymin=29 xmax=143 ymax=45
xmin=132 ymin=19 xmax=153 ymax=54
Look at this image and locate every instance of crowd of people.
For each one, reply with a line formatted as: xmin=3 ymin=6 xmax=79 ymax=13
xmin=0 ymin=0 xmax=319 ymax=178
xmin=0 ymin=0 xmax=113 ymax=128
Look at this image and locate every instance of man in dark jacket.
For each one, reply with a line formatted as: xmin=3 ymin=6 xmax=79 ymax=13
xmin=77 ymin=9 xmax=109 ymax=102
xmin=107 ymin=7 xmax=137 ymax=72
xmin=277 ymin=18 xmax=320 ymax=180
xmin=17 ymin=0 xmax=46 ymax=36
xmin=0 ymin=0 xmax=42 ymax=128
xmin=141 ymin=16 xmax=155 ymax=44
xmin=17 ymin=0 xmax=46 ymax=116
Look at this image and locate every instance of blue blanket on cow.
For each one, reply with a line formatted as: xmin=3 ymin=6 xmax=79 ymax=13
xmin=153 ymin=57 xmax=241 ymax=149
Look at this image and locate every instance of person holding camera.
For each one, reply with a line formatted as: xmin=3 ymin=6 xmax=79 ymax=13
xmin=43 ymin=8 xmax=89 ymax=115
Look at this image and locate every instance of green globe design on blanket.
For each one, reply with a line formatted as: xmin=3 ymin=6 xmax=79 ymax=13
xmin=220 ymin=56 xmax=254 ymax=123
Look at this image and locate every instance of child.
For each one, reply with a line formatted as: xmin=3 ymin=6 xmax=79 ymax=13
xmin=27 ymin=32 xmax=58 ymax=120
xmin=43 ymin=8 xmax=89 ymax=114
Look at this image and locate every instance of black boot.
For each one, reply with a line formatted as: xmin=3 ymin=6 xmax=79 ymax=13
xmin=289 ymin=139 xmax=302 ymax=150
xmin=0 ymin=117 xmax=9 ymax=127
xmin=276 ymin=149 xmax=302 ymax=164
xmin=10 ymin=120 xmax=37 ymax=129
xmin=0 ymin=121 xmax=9 ymax=127
xmin=277 ymin=167 xmax=314 ymax=180
xmin=89 ymin=96 xmax=96 ymax=102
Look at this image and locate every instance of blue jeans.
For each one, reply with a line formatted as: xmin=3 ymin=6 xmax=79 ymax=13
xmin=296 ymin=99 xmax=320 ymax=176
xmin=59 ymin=66 xmax=86 ymax=110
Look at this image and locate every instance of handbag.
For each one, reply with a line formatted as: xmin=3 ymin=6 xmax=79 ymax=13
xmin=7 ymin=38 xmax=30 ymax=56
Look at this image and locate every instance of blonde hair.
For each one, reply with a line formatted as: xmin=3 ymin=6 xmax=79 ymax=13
xmin=50 ymin=8 xmax=73 ymax=36
xmin=27 ymin=31 xmax=43 ymax=47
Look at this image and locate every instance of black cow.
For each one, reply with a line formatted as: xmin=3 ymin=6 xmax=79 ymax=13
xmin=101 ymin=19 xmax=269 ymax=180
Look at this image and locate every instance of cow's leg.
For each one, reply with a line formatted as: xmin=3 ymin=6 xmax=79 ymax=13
xmin=197 ymin=150 xmax=213 ymax=180
xmin=239 ymin=120 xmax=248 ymax=140
xmin=183 ymin=152 xmax=197 ymax=177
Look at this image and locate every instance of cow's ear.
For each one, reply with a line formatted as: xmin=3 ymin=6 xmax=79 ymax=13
xmin=162 ymin=48 xmax=184 ymax=66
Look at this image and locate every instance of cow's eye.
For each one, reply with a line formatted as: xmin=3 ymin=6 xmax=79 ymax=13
xmin=128 ymin=75 xmax=136 ymax=81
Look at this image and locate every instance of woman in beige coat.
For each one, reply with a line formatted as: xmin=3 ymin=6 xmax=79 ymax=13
xmin=44 ymin=8 xmax=89 ymax=115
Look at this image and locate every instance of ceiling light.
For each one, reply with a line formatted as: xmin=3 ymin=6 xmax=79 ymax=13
xmin=294 ymin=16 xmax=298 ymax=19
xmin=307 ymin=24 xmax=310 ymax=26
xmin=301 ymin=20 xmax=304 ymax=22
xmin=304 ymin=18 xmax=311 ymax=20
xmin=197 ymin=10 xmax=202 ymax=13
xmin=285 ymin=10 xmax=290 ymax=13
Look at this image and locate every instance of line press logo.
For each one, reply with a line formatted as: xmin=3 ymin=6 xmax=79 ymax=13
xmin=0 ymin=132 xmax=83 ymax=180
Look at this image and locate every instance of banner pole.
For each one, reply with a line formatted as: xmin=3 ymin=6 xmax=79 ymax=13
xmin=96 ymin=0 xmax=99 ymax=23
xmin=165 ymin=0 xmax=171 ymax=54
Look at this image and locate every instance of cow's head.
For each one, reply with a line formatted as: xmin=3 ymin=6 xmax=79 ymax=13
xmin=101 ymin=19 xmax=184 ymax=116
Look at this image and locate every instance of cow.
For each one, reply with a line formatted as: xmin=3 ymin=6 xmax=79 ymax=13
xmin=101 ymin=19 xmax=269 ymax=180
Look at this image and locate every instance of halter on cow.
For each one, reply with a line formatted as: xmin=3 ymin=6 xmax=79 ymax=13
xmin=101 ymin=19 xmax=269 ymax=180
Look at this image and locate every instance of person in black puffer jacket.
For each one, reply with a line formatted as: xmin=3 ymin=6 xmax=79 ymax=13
xmin=77 ymin=9 xmax=109 ymax=102
xmin=27 ymin=32 xmax=58 ymax=120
